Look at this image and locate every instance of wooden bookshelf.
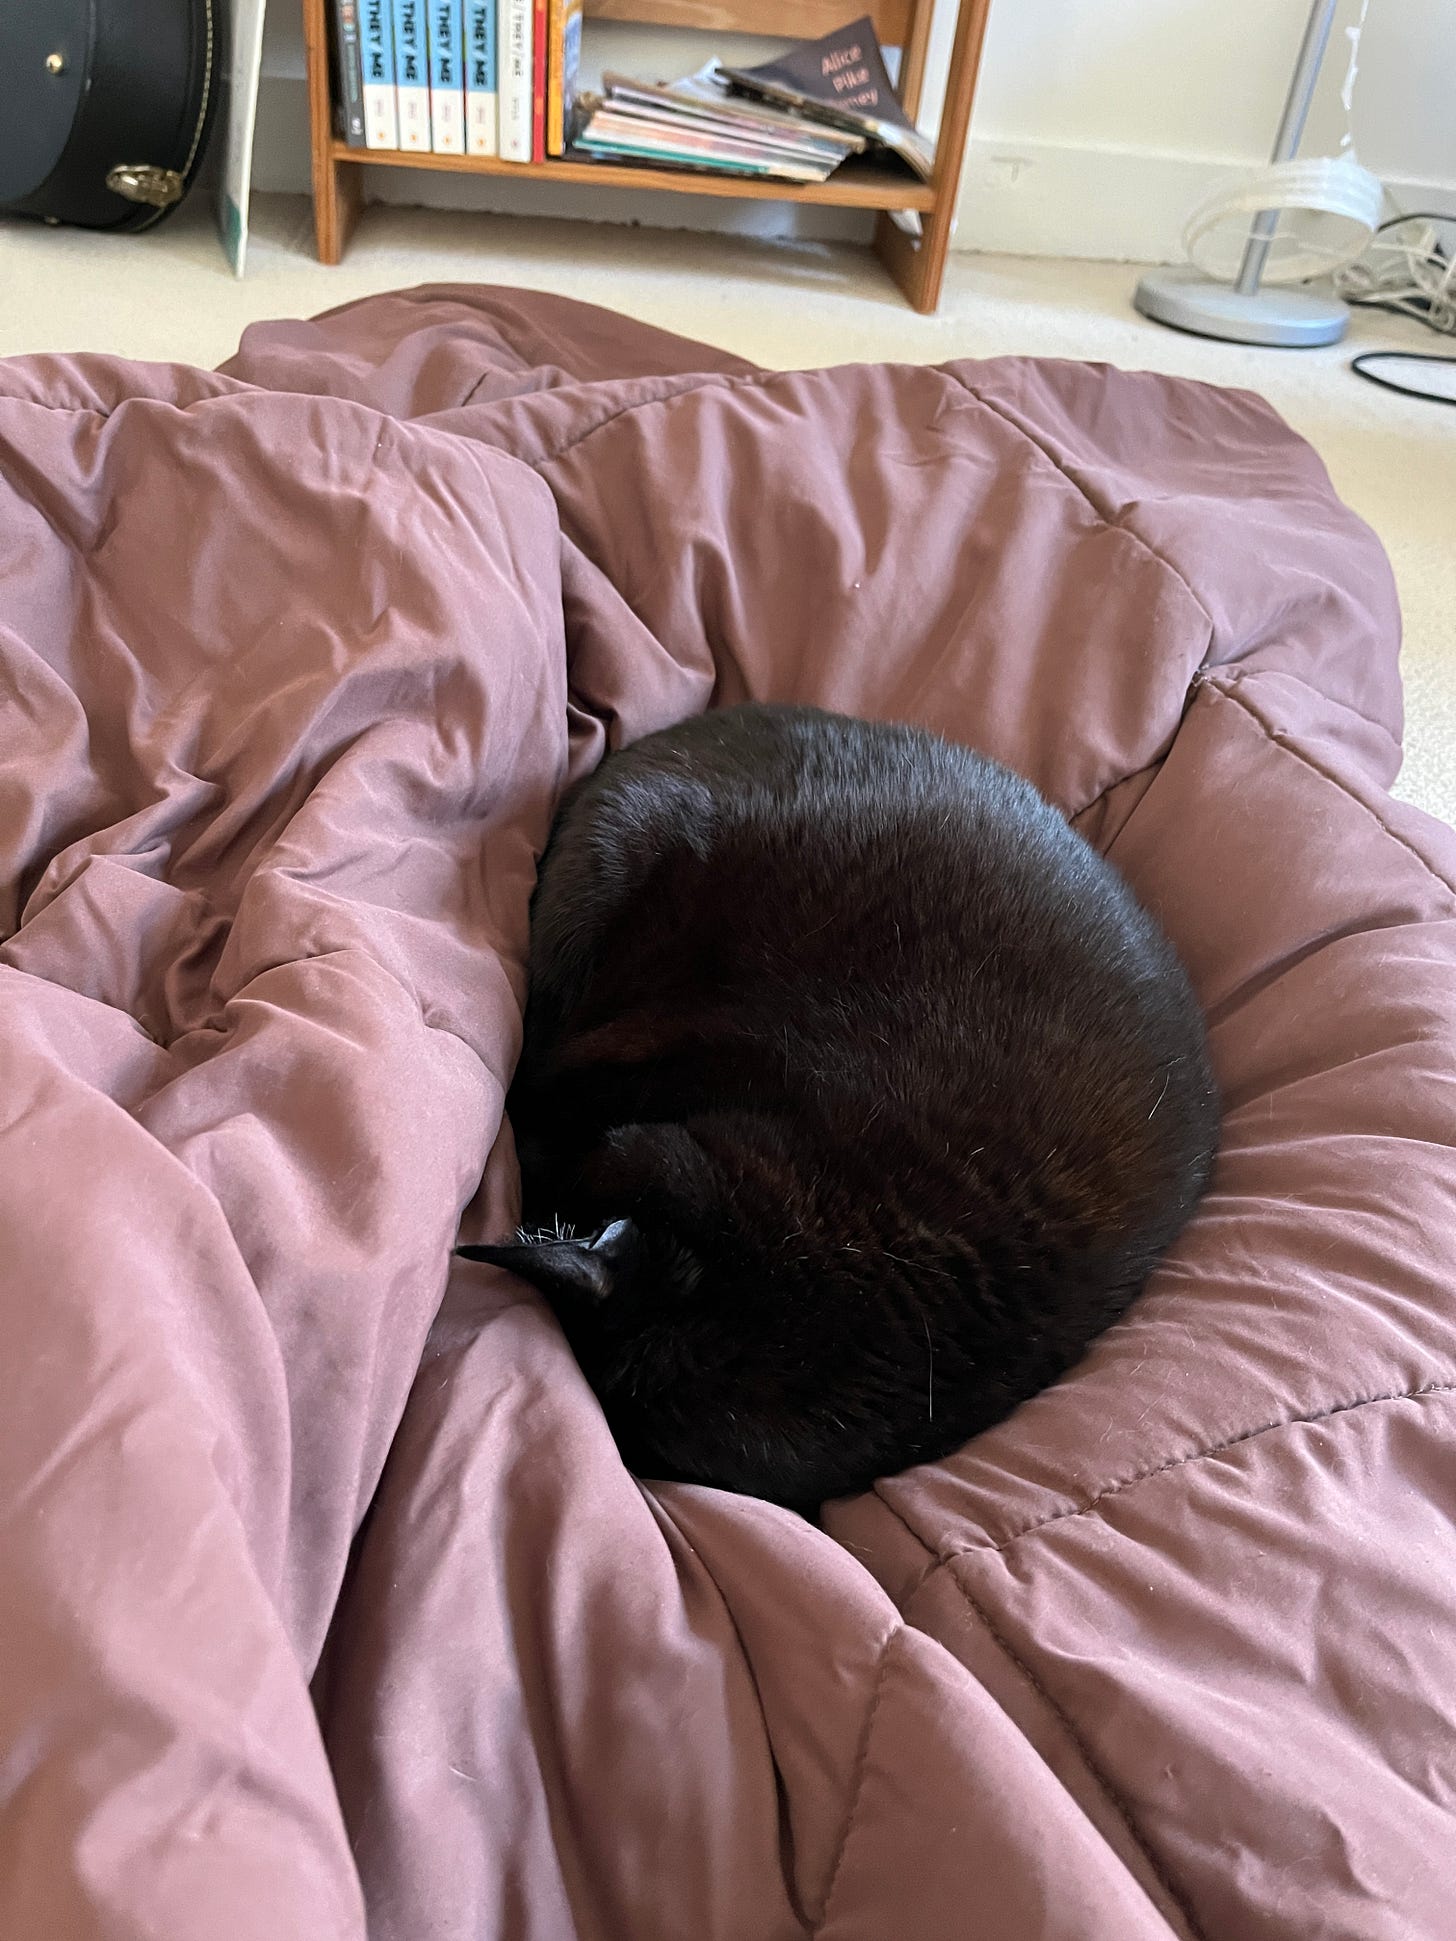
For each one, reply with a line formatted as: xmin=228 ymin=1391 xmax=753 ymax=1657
xmin=302 ymin=0 xmax=994 ymax=313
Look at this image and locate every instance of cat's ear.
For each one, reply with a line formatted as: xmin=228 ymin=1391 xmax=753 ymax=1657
xmin=457 ymin=1218 xmax=640 ymax=1305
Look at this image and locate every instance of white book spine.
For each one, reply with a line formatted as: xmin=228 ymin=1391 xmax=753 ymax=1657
xmin=428 ymin=0 xmax=465 ymax=155
xmin=499 ymin=0 xmax=533 ymax=163
xmin=466 ymin=92 xmax=498 ymax=158
xmin=465 ymin=1 xmax=498 ymax=157
xmin=361 ymin=0 xmax=399 ymax=149
xmin=392 ymin=0 xmax=431 ymax=151
xmin=364 ymin=85 xmax=399 ymax=150
xmin=431 ymin=100 xmax=466 ymax=155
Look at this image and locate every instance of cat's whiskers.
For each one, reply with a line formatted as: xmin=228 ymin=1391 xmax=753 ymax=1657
xmin=513 ymin=1215 xmax=580 ymax=1246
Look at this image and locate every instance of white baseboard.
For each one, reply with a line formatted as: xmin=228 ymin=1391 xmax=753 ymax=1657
xmin=252 ymin=77 xmax=1456 ymax=264
xmin=956 ymin=142 xmax=1243 ymax=262
xmin=953 ymin=137 xmax=1456 ymax=261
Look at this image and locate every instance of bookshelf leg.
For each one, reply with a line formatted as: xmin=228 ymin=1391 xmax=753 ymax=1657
xmin=312 ymin=155 xmax=362 ymax=266
xmin=874 ymin=206 xmax=955 ymax=316
xmin=336 ymin=162 xmax=364 ymax=260
xmin=303 ymin=0 xmax=360 ymax=265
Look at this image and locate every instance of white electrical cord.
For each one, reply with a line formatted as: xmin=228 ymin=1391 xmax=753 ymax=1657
xmin=1336 ymin=213 xmax=1456 ymax=333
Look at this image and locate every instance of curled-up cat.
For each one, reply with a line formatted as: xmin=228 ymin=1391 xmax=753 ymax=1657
xmin=459 ymin=703 xmax=1218 ymax=1509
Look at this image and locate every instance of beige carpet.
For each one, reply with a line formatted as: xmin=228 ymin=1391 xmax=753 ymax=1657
xmin=2 ymin=195 xmax=1451 ymax=823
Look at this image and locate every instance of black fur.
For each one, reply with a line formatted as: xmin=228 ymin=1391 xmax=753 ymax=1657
xmin=460 ymin=704 xmax=1218 ymax=1507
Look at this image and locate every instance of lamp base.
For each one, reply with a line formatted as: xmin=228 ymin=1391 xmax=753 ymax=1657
xmin=1133 ymin=266 xmax=1348 ymax=347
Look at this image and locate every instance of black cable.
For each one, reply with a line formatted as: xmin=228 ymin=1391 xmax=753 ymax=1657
xmin=1350 ymin=349 xmax=1456 ymax=406
xmin=1340 ymin=213 xmax=1455 ymax=403
xmin=1373 ymin=209 xmax=1456 ymax=235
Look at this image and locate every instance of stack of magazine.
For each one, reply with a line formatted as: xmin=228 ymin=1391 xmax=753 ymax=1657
xmin=575 ymin=67 xmax=860 ymax=184
xmin=572 ymin=19 xmax=934 ymax=185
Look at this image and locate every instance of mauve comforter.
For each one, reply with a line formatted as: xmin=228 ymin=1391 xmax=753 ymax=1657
xmin=1 ymin=286 xmax=1452 ymax=1941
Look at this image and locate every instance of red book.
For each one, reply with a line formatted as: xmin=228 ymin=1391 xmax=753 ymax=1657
xmin=531 ymin=0 xmax=547 ymax=161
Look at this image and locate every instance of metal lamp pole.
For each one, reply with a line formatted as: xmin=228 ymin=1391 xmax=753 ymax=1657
xmin=1135 ymin=0 xmax=1350 ymax=348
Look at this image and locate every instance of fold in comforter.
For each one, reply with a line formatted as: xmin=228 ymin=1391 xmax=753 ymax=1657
xmin=1 ymin=287 xmax=1451 ymax=1940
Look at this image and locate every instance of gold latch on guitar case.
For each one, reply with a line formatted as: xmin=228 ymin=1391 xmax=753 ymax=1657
xmin=106 ymin=165 xmax=185 ymax=208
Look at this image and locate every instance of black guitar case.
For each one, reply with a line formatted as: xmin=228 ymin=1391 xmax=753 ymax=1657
xmin=0 ymin=0 xmax=218 ymax=232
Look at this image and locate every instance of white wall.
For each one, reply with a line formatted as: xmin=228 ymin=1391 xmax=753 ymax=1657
xmin=959 ymin=0 xmax=1456 ymax=256
xmin=251 ymin=0 xmax=1455 ymax=260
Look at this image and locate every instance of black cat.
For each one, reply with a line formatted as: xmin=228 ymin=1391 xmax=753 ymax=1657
xmin=460 ymin=703 xmax=1218 ymax=1507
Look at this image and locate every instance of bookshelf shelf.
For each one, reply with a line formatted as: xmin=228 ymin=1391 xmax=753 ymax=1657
xmin=329 ymin=140 xmax=939 ymax=212
xmin=303 ymin=0 xmax=994 ymax=312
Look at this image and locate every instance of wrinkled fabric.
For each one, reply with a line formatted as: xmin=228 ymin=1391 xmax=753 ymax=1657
xmin=0 ymin=284 xmax=1450 ymax=1941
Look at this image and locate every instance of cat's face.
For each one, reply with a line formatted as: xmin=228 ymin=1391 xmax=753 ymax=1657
xmin=458 ymin=1207 xmax=929 ymax=1509
xmin=459 ymin=1214 xmax=733 ymax=1457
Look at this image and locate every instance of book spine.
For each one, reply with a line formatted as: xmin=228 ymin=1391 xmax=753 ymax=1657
xmin=391 ymin=0 xmax=432 ymax=151
xmin=465 ymin=0 xmax=498 ymax=157
xmin=499 ymin=0 xmax=532 ymax=162
xmin=545 ymin=0 xmax=562 ymax=155
xmin=562 ymin=0 xmax=582 ymax=153
xmin=546 ymin=0 xmax=581 ymax=156
xmin=531 ymin=0 xmax=547 ymax=163
xmin=428 ymin=0 xmax=466 ymax=154
xmin=361 ymin=0 xmax=399 ymax=147
xmin=334 ymin=0 xmax=367 ymax=146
